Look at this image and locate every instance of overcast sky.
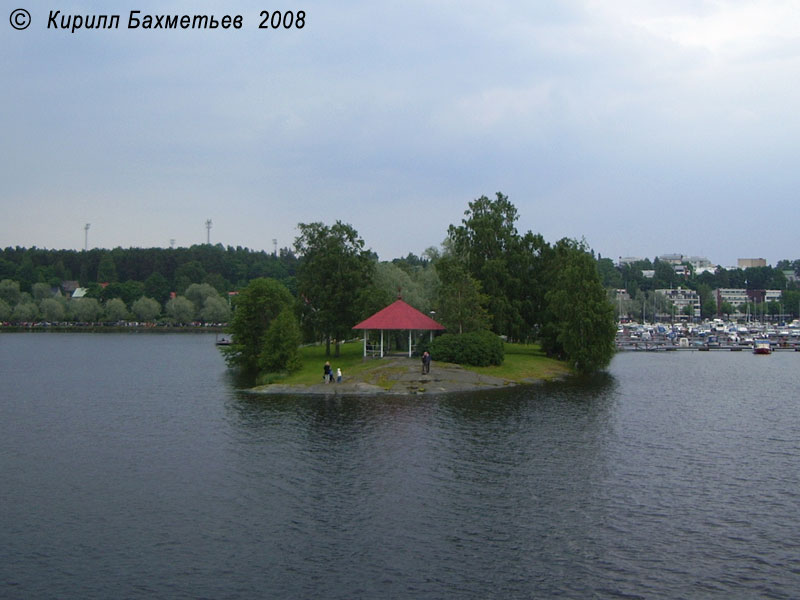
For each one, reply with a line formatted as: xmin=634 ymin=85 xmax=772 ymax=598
xmin=3 ymin=0 xmax=799 ymax=266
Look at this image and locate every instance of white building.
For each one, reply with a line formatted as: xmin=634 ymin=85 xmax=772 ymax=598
xmin=656 ymin=287 xmax=700 ymax=318
xmin=714 ymin=288 xmax=783 ymax=316
xmin=716 ymin=288 xmax=748 ymax=308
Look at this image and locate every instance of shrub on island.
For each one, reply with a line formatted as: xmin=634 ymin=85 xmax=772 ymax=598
xmin=430 ymin=330 xmax=504 ymax=367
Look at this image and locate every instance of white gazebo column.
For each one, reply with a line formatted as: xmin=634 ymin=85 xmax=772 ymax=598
xmin=363 ymin=330 xmax=367 ymax=357
xmin=408 ymin=330 xmax=412 ymax=357
xmin=380 ymin=329 xmax=384 ymax=358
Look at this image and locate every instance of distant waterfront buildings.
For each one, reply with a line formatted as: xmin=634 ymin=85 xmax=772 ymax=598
xmin=617 ymin=254 xmax=717 ymax=275
xmin=715 ymin=288 xmax=782 ymax=316
xmin=738 ymin=258 xmax=767 ymax=269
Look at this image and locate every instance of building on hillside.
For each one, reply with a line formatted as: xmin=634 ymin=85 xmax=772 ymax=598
xmin=738 ymin=258 xmax=767 ymax=269
xmin=658 ymin=253 xmax=684 ymax=265
xmin=714 ymin=288 xmax=783 ymax=315
xmin=61 ymin=281 xmax=80 ymax=297
xmin=618 ymin=257 xmax=644 ymax=266
xmin=715 ymin=288 xmax=749 ymax=313
xmin=686 ymin=256 xmax=713 ymax=270
xmin=656 ymin=287 xmax=700 ymax=319
xmin=673 ymin=265 xmax=689 ymax=277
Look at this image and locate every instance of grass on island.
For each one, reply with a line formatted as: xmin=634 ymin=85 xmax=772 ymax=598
xmin=265 ymin=341 xmax=379 ymax=386
xmin=471 ymin=342 xmax=571 ymax=382
xmin=260 ymin=340 xmax=570 ymax=387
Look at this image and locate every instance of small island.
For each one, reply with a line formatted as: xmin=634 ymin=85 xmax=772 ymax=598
xmin=220 ymin=193 xmax=617 ymax=390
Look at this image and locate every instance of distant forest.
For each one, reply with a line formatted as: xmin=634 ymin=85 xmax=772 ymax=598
xmin=0 ymin=244 xmax=301 ymax=303
xmin=3 ymin=244 xmax=799 ymax=299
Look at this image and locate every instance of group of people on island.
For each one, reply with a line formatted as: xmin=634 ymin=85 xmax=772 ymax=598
xmin=323 ymin=361 xmax=342 ymax=384
xmin=323 ymin=352 xmax=433 ymax=384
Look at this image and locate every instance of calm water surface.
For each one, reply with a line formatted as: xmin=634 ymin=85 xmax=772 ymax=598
xmin=2 ymin=333 xmax=799 ymax=599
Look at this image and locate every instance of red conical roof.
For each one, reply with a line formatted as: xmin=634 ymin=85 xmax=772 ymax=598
xmin=352 ymin=299 xmax=445 ymax=331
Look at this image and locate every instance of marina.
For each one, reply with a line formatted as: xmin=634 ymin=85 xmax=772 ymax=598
xmin=616 ymin=319 xmax=800 ymax=352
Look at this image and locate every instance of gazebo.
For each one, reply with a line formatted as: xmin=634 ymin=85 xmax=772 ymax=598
xmin=352 ymin=298 xmax=445 ymax=358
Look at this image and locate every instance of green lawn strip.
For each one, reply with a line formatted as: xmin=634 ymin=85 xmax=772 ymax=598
xmin=469 ymin=343 xmax=571 ymax=382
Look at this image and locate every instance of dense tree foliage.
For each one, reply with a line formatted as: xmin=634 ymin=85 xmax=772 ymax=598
xmin=165 ymin=297 xmax=195 ymax=324
xmin=434 ymin=256 xmax=490 ymax=334
xmin=131 ymin=297 xmax=161 ymax=322
xmin=444 ymin=193 xmax=615 ymax=370
xmin=259 ymin=307 xmax=303 ymax=375
xmin=222 ymin=278 xmax=296 ymax=373
xmin=539 ymin=240 xmax=617 ymax=373
xmin=447 ymin=193 xmax=548 ymax=342
xmin=295 ymin=221 xmax=374 ymax=356
xmin=0 ymin=244 xmax=297 ymax=294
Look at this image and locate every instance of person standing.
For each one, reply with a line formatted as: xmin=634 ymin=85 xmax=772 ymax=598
xmin=336 ymin=367 xmax=342 ymax=383
xmin=323 ymin=361 xmax=332 ymax=383
xmin=422 ymin=351 xmax=431 ymax=374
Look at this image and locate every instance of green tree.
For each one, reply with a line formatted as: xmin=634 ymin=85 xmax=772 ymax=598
xmin=97 ymin=252 xmax=118 ymax=283
xmin=295 ymin=221 xmax=374 ymax=356
xmin=165 ymin=296 xmax=195 ymax=324
xmin=597 ymin=257 xmax=623 ymax=289
xmin=0 ymin=298 xmax=11 ymax=321
xmin=540 ymin=240 xmax=616 ymax=373
xmin=0 ymin=279 xmax=21 ymax=305
xmin=71 ymin=298 xmax=102 ymax=322
xmin=446 ymin=193 xmax=546 ymax=341
xmin=12 ymin=301 xmax=39 ymax=322
xmin=720 ymin=301 xmax=735 ymax=320
xmin=259 ymin=307 xmax=303 ymax=374
xmin=434 ymin=256 xmax=490 ymax=334
xmin=782 ymin=290 xmax=800 ymax=318
xmin=447 ymin=192 xmax=524 ymax=338
xmin=174 ymin=260 xmax=206 ymax=294
xmin=32 ymin=282 xmax=53 ymax=301
xmin=40 ymin=298 xmax=66 ymax=322
xmin=353 ymin=285 xmax=392 ymax=323
xmin=105 ymin=298 xmax=130 ymax=322
xmin=201 ymin=295 xmax=231 ymax=323
xmin=223 ymin=278 xmax=295 ymax=372
xmin=185 ymin=283 xmax=220 ymax=318
xmin=144 ymin=272 xmax=171 ymax=304
xmin=702 ymin=296 xmax=717 ymax=319
xmin=767 ymin=301 xmax=781 ymax=318
xmin=131 ymin=296 xmax=161 ymax=322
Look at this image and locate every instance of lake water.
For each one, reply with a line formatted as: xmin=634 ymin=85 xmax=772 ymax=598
xmin=2 ymin=333 xmax=799 ymax=599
